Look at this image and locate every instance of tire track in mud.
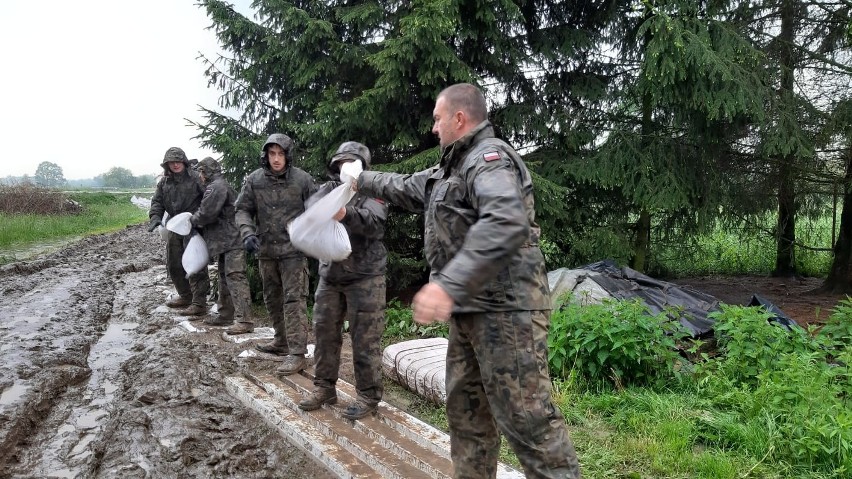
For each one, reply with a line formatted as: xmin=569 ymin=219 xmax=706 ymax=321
xmin=0 ymin=225 xmax=331 ymax=479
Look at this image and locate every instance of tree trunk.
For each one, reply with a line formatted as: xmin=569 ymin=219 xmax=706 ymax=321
xmin=821 ymin=150 xmax=852 ymax=293
xmin=772 ymin=0 xmax=798 ymax=277
xmin=632 ymin=58 xmax=653 ymax=273
xmin=773 ymin=155 xmax=797 ymax=276
xmin=631 ymin=209 xmax=651 ymax=272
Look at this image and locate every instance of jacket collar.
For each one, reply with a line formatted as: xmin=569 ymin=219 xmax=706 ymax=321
xmin=440 ymin=120 xmax=494 ymax=169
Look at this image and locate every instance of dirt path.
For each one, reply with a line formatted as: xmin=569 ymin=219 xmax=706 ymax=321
xmin=675 ymin=274 xmax=845 ymax=327
xmin=0 ymin=225 xmax=333 ymax=479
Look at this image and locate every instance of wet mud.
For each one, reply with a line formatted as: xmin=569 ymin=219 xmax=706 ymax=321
xmin=0 ymin=225 xmax=334 ymax=479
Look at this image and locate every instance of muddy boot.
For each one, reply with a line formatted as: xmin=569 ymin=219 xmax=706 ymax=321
xmin=298 ymin=387 xmax=337 ymax=411
xmin=179 ymin=304 xmax=209 ymax=316
xmin=342 ymin=399 xmax=377 ymax=420
xmin=226 ymin=322 xmax=254 ymax=335
xmin=202 ymin=316 xmax=233 ymax=327
xmin=276 ymin=354 xmax=306 ymax=376
xmin=255 ymin=341 xmax=288 ymax=356
xmin=166 ymin=296 xmax=191 ymax=308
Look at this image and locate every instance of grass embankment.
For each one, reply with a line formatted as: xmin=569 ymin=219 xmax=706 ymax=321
xmin=0 ymin=186 xmax=147 ymax=262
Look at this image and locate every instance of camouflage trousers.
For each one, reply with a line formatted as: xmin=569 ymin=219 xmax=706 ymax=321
xmin=446 ymin=310 xmax=582 ymax=479
xmin=311 ymin=275 xmax=386 ymax=404
xmin=214 ymin=249 xmax=253 ymax=324
xmin=258 ymin=257 xmax=309 ymax=354
xmin=165 ymin=231 xmax=209 ymax=307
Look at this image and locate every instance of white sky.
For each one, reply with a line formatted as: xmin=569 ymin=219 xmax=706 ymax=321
xmin=1 ymin=0 xmax=253 ymax=180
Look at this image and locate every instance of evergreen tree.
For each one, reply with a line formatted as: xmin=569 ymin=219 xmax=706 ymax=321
xmin=569 ymin=0 xmax=767 ymax=272
xmin=731 ymin=0 xmax=852 ymax=278
xmin=194 ymin=0 xmax=615 ymax=275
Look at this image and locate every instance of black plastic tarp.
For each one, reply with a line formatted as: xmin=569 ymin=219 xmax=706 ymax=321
xmin=548 ymin=260 xmax=797 ymax=337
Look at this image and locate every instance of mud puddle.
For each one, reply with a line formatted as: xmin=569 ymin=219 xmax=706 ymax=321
xmin=0 ymin=225 xmax=332 ymax=479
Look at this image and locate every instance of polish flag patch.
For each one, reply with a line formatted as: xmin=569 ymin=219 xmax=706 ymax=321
xmin=483 ymin=151 xmax=500 ymax=162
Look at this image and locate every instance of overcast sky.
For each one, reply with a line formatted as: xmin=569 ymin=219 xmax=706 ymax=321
xmin=1 ymin=0 xmax=252 ymax=180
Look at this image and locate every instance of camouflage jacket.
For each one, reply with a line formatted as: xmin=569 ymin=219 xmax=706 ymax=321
xmin=190 ymin=173 xmax=242 ymax=257
xmin=148 ymin=169 xmax=205 ymax=227
xmin=313 ymin=182 xmax=388 ymax=285
xmin=358 ymin=121 xmax=551 ymax=313
xmin=235 ymin=165 xmax=317 ymax=259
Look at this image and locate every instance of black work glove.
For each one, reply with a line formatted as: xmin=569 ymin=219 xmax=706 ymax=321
xmin=244 ymin=235 xmax=260 ymax=254
xmin=147 ymin=219 xmax=161 ymax=232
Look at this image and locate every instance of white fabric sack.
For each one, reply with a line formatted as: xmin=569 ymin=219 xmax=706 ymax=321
xmin=288 ymin=183 xmax=356 ymax=262
xmin=158 ymin=212 xmax=171 ymax=241
xmin=166 ymin=212 xmax=193 ymax=236
xmin=182 ymin=234 xmax=209 ymax=277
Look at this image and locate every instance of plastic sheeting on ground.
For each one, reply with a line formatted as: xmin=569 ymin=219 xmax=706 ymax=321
xmin=548 ymin=260 xmax=796 ymax=337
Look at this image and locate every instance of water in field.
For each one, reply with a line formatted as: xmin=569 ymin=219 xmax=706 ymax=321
xmin=0 ymin=236 xmax=82 ymax=263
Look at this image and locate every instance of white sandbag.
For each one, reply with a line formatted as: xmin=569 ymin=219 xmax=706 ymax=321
xmin=288 ymin=183 xmax=356 ymax=262
xmin=182 ymin=234 xmax=209 ymax=277
xmin=340 ymin=160 xmax=363 ymax=185
xmin=166 ymin=212 xmax=193 ymax=236
xmin=158 ymin=212 xmax=170 ymax=241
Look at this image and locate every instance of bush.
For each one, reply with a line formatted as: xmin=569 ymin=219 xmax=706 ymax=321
xmin=701 ymin=304 xmax=821 ymax=385
xmin=0 ymin=184 xmax=81 ymax=215
xmin=816 ymin=298 xmax=852 ymax=354
xmin=547 ymin=297 xmax=689 ymax=388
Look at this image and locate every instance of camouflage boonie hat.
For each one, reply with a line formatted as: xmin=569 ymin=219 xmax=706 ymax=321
xmin=161 ymin=147 xmax=189 ymax=167
xmin=330 ymin=141 xmax=371 ymax=170
xmin=195 ymin=157 xmax=221 ymax=177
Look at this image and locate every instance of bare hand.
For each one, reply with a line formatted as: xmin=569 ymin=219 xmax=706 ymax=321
xmin=333 ymin=207 xmax=346 ymax=221
xmin=412 ymin=283 xmax=454 ymax=325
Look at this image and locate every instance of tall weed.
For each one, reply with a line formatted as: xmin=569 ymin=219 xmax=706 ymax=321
xmin=547 ymin=298 xmax=688 ymax=388
xmin=700 ymin=304 xmax=820 ymax=384
xmin=381 ymin=299 xmax=448 ymax=345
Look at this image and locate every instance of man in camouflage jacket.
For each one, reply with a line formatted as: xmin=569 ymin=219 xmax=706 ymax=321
xmin=296 ymin=141 xmax=388 ymax=421
xmin=190 ymin=158 xmax=255 ymax=334
xmin=354 ymin=84 xmax=582 ymax=478
xmin=148 ymin=147 xmax=210 ymax=316
xmin=235 ymin=133 xmax=317 ymax=375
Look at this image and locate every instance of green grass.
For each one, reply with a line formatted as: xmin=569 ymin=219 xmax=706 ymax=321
xmin=0 ymin=192 xmax=147 ymax=259
xmin=382 ymin=298 xmax=852 ymax=478
xmin=653 ymin=214 xmax=835 ymax=277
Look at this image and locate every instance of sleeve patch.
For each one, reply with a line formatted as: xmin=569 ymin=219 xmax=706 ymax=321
xmin=483 ymin=151 xmax=501 ymax=162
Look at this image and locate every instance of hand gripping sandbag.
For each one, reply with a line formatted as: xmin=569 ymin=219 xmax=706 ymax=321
xmin=165 ymin=211 xmax=193 ymax=236
xmin=288 ymin=183 xmax=356 ymax=262
xmin=182 ymin=233 xmax=209 ymax=277
xmin=158 ymin=211 xmax=171 ymax=242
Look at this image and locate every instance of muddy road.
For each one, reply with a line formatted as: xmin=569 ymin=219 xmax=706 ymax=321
xmin=0 ymin=225 xmax=334 ymax=479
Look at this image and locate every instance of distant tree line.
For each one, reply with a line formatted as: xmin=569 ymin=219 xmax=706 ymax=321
xmin=192 ymin=0 xmax=852 ymax=293
xmin=1 ymin=162 xmax=156 ymax=189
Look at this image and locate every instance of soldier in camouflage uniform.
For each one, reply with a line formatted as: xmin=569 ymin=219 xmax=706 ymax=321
xmin=235 ymin=134 xmax=317 ymax=375
xmin=148 ymin=147 xmax=211 ymax=316
xmin=189 ymin=158 xmax=255 ymax=333
xmin=354 ymin=84 xmax=581 ymax=478
xmin=297 ymin=142 xmax=388 ymax=421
